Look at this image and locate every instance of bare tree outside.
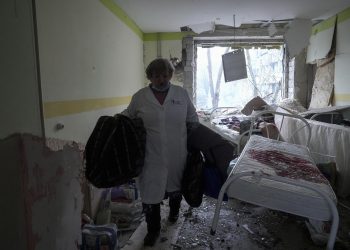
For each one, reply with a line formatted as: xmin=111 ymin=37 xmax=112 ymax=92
xmin=196 ymin=46 xmax=284 ymax=110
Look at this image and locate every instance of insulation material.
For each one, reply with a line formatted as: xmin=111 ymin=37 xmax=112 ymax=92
xmin=275 ymin=110 xmax=350 ymax=197
xmin=308 ymin=58 xmax=335 ymax=109
xmin=0 ymin=134 xmax=84 ymax=249
xmin=306 ymin=16 xmax=336 ymax=63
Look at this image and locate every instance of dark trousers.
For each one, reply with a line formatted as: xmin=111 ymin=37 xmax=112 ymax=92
xmin=142 ymin=203 xmax=161 ymax=233
xmin=142 ymin=191 xmax=182 ymax=232
xmin=167 ymin=191 xmax=182 ymax=216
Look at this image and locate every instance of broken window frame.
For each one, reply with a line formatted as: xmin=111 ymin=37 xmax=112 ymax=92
xmin=191 ymin=37 xmax=289 ymax=110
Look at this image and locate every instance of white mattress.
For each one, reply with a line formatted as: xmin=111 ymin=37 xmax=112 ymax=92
xmin=227 ymin=135 xmax=337 ymax=221
xmin=199 ymin=117 xmax=242 ymax=145
xmin=275 ymin=107 xmax=350 ymax=197
xmin=198 ymin=111 xmax=253 ymax=152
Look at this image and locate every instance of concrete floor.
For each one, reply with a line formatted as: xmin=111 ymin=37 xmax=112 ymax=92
xmin=119 ymin=196 xmax=350 ymax=250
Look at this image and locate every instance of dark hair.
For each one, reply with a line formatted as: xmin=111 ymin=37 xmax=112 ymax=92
xmin=146 ymin=58 xmax=175 ymax=79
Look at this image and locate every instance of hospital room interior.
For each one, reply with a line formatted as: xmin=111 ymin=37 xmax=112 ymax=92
xmin=2 ymin=0 xmax=350 ymax=249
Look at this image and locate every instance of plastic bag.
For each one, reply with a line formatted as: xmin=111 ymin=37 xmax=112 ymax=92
xmin=181 ymin=150 xmax=204 ymax=207
xmin=82 ymin=224 xmax=118 ymax=250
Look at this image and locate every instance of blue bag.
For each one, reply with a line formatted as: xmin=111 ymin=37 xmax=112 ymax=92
xmin=203 ymin=163 xmax=228 ymax=201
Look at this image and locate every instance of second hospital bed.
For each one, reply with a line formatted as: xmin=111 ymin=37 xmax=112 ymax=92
xmin=198 ymin=107 xmax=262 ymax=154
xmin=210 ymin=110 xmax=339 ymax=250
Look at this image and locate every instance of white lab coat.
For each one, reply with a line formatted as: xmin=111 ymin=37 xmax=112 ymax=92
xmin=122 ymin=84 xmax=198 ymax=204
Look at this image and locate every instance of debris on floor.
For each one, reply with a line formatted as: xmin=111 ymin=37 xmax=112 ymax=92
xmin=113 ymin=194 xmax=350 ymax=249
xmin=120 ymin=199 xmax=186 ymax=250
xmin=175 ymin=196 xmax=350 ymax=250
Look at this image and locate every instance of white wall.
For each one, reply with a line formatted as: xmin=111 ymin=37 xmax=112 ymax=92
xmin=44 ymin=105 xmax=128 ymax=144
xmin=36 ymin=0 xmax=144 ymax=143
xmin=306 ymin=7 xmax=350 ymax=106
xmin=0 ymin=0 xmax=44 ymax=139
xmin=334 ymin=10 xmax=350 ymax=105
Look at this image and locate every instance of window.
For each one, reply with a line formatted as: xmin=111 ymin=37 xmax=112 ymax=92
xmin=195 ymin=45 xmax=285 ymax=110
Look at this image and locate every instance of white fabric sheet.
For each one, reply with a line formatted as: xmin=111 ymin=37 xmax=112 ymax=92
xmin=275 ymin=109 xmax=350 ymax=197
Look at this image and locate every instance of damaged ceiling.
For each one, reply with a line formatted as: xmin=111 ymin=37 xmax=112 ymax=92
xmin=113 ymin=0 xmax=350 ymax=33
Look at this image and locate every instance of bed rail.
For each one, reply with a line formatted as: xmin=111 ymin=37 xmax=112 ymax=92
xmin=248 ymin=110 xmax=311 ymax=147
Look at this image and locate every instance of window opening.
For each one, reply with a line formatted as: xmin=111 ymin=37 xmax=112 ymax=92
xmin=195 ymin=44 xmax=285 ymax=110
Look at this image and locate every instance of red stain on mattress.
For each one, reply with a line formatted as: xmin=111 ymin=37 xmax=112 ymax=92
xmin=247 ymin=149 xmax=328 ymax=184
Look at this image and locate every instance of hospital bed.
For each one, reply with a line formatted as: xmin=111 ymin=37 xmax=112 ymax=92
xmin=275 ymin=107 xmax=350 ymax=197
xmin=210 ymin=110 xmax=339 ymax=250
xmin=198 ymin=107 xmax=260 ymax=154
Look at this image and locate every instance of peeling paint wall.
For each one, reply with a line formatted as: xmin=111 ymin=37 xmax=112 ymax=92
xmin=45 ymin=137 xmax=104 ymax=227
xmin=307 ymin=7 xmax=350 ymax=106
xmin=1 ymin=134 xmax=84 ymax=250
xmin=293 ymin=49 xmax=312 ymax=108
xmin=309 ymin=57 xmax=335 ymax=109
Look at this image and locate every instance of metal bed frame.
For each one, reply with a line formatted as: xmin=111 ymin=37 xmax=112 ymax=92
xmin=210 ymin=110 xmax=339 ymax=250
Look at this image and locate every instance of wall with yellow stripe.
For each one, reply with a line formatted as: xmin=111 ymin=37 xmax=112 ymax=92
xmin=37 ymin=0 xmax=191 ymax=143
xmin=40 ymin=1 xmax=350 ymax=143
xmin=37 ymin=0 xmax=144 ymax=142
xmin=41 ymin=1 xmax=191 ymax=120
xmin=308 ymin=6 xmax=350 ymax=105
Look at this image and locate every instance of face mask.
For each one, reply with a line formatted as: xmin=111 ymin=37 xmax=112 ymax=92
xmin=150 ymin=82 xmax=170 ymax=92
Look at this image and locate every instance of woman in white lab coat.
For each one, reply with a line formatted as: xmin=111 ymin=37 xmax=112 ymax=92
xmin=122 ymin=58 xmax=198 ymax=246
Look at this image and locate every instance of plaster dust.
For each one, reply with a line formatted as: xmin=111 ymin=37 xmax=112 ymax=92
xmin=122 ymin=195 xmax=350 ymax=249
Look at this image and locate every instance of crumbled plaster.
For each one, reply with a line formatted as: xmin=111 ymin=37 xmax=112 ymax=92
xmin=293 ymin=49 xmax=311 ymax=108
xmin=46 ymin=136 xmax=104 ymax=222
xmin=1 ymin=134 xmax=85 ymax=250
